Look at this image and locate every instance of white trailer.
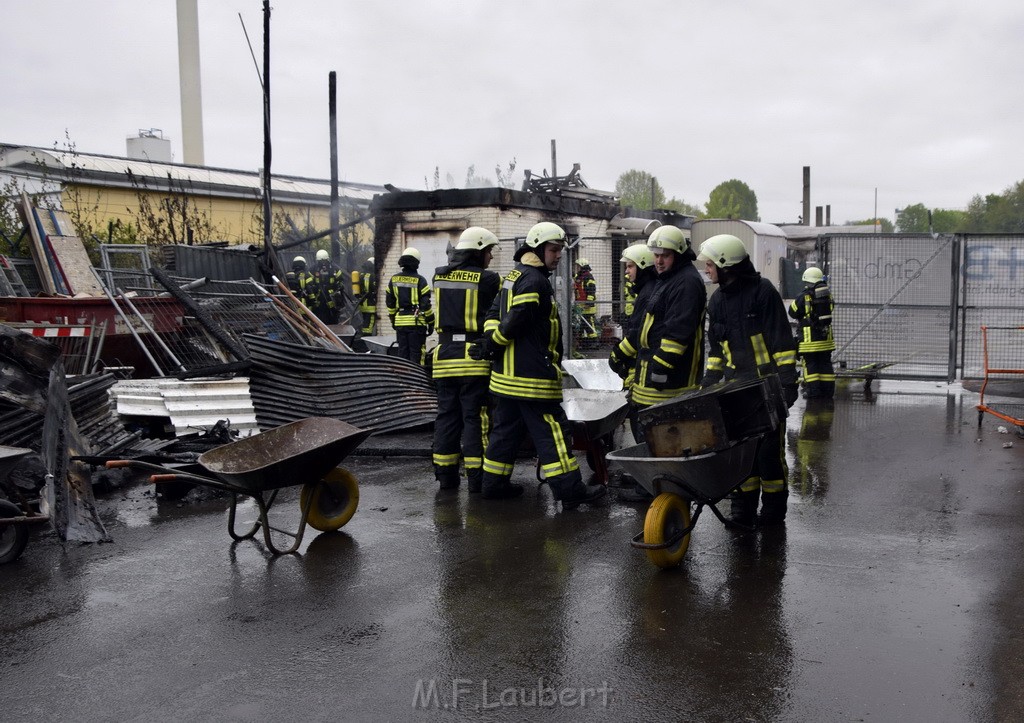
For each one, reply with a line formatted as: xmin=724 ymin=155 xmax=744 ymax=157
xmin=690 ymin=219 xmax=789 ymax=293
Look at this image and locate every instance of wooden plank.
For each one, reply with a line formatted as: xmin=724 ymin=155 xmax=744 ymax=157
xmin=46 ymin=235 xmax=103 ymax=295
xmin=17 ymin=192 xmax=57 ymax=294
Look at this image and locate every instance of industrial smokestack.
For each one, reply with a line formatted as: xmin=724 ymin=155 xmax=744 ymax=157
xmin=176 ymin=0 xmax=205 ymax=166
xmin=802 ymin=166 xmax=810 ymax=226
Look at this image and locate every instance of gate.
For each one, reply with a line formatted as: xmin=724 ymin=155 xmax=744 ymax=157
xmin=821 ymin=233 xmax=1024 ymax=381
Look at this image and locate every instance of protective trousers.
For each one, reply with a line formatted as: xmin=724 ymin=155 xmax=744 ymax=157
xmin=396 ymin=328 xmax=427 ymax=365
xmin=432 ymin=377 xmax=490 ymax=489
xmin=731 ymin=424 xmax=789 ymax=525
xmin=801 ymin=351 xmax=835 ymax=399
xmin=481 ymin=396 xmax=583 ymax=500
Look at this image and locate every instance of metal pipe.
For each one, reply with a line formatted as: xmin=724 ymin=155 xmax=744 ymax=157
xmin=117 ymin=289 xmax=187 ymax=373
xmin=90 ymin=266 xmax=165 ymax=377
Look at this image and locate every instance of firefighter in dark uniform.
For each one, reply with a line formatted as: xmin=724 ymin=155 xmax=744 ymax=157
xmin=574 ymin=258 xmax=599 ymax=339
xmin=611 ymin=226 xmax=707 ymax=501
xmin=431 ymin=227 xmax=501 ymax=492
xmin=287 ymin=255 xmax=312 ymax=296
xmin=789 ymin=266 xmax=836 ymax=399
xmin=352 ymin=256 xmax=377 ymax=336
xmin=607 ymin=242 xmax=660 ymax=502
xmin=471 ymin=221 xmax=606 ymax=508
xmin=386 ymin=247 xmax=434 ymax=365
xmin=698 ymin=234 xmax=799 ymax=526
xmin=305 ymin=249 xmax=346 ymax=324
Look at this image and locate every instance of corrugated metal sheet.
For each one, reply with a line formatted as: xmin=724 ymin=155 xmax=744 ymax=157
xmin=110 ymin=377 xmax=259 ymax=437
xmin=171 ymin=245 xmax=264 ymax=281
xmin=245 ymin=335 xmax=437 ymax=433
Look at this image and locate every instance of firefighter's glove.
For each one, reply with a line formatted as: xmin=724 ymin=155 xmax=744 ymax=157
xmin=700 ymin=371 xmax=723 ymax=388
xmin=783 ymin=382 xmax=799 ymax=408
xmin=468 ymin=336 xmax=498 ymax=361
xmin=608 ymin=348 xmax=630 ymax=379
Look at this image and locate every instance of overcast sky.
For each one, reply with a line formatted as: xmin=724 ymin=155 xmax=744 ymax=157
xmin=3 ymin=0 xmax=1022 ymax=224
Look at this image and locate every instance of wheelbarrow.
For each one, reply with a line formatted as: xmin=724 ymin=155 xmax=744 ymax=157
xmin=561 ymin=388 xmax=630 ymax=485
xmin=106 ymin=417 xmax=372 ymax=555
xmin=0 ymin=445 xmax=50 ymax=565
xmin=607 ymin=435 xmax=762 ymax=569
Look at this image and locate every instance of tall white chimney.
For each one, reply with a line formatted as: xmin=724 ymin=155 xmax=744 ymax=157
xmin=176 ymin=0 xmax=205 ymax=166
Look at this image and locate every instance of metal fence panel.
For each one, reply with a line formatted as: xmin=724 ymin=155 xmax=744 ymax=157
xmin=824 ymin=234 xmax=956 ymax=379
xmin=960 ymin=234 xmax=1024 ymax=378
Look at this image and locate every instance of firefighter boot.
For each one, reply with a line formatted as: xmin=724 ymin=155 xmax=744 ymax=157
xmin=561 ymin=483 xmax=608 ymax=511
xmin=727 ymin=489 xmax=759 ymax=528
xmin=436 ymin=469 xmax=460 ymax=491
xmin=758 ymin=489 xmax=789 ymax=526
xmin=466 ymin=470 xmax=483 ymax=494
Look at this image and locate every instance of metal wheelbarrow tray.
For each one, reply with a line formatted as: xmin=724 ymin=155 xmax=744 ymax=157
xmin=561 ymin=389 xmax=630 ymax=485
xmin=606 ymin=435 xmax=762 ymax=569
xmin=107 ymin=417 xmax=372 ymax=555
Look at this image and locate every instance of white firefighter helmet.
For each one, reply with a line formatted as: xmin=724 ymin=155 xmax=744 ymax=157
xmin=525 ymin=221 xmax=567 ymax=248
xmin=402 ymin=247 xmax=422 ymax=262
xmin=647 ymin=225 xmax=689 ymax=254
xmin=698 ymin=234 xmax=749 ymax=268
xmin=292 ymin=256 xmax=306 ymax=266
xmin=456 ymin=227 xmax=499 ymax=251
xmin=620 ymin=244 xmax=655 ymax=270
xmin=802 ymin=267 xmax=824 ymax=283
xmin=315 ymin=249 xmax=330 ymax=262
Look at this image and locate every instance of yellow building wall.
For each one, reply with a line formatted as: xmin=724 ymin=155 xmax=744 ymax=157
xmin=61 ymin=183 xmax=371 ymax=246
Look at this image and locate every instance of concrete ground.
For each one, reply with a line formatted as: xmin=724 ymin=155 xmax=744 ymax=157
xmin=1 ymin=380 xmax=1023 ymax=721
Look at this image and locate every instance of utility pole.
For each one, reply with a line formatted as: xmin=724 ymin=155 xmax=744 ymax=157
xmin=329 ymin=71 xmax=340 ymax=265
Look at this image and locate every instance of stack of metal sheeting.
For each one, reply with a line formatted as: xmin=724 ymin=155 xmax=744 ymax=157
xmin=245 ymin=335 xmax=437 ymax=433
xmin=0 ymin=373 xmax=139 ymax=455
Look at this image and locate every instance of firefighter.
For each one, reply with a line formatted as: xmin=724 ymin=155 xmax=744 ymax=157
xmin=351 ymin=256 xmax=378 ymax=336
xmin=698 ymin=234 xmax=799 ymax=527
xmin=430 ymin=227 xmax=501 ymax=492
xmin=607 ymin=242 xmax=659 ymax=502
xmin=386 ymin=247 xmax=434 ymax=365
xmin=305 ymin=249 xmax=346 ymax=324
xmin=287 ymin=255 xmax=312 ymax=296
xmin=470 ymin=221 xmax=606 ymax=508
xmin=613 ymin=226 xmax=707 ymax=501
xmin=789 ymin=266 xmax=836 ymax=399
xmin=574 ymin=258 xmax=599 ymax=340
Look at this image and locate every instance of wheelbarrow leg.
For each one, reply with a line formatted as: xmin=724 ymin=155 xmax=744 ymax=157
xmin=227 ymin=492 xmax=261 ymax=541
xmin=253 ymin=488 xmax=313 ymax=556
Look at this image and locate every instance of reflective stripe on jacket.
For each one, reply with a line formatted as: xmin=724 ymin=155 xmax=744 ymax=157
xmin=629 ymin=262 xmax=706 ymax=406
xmin=386 ymin=272 xmax=434 ymax=329
xmin=788 ymin=282 xmax=836 ymax=353
xmin=705 ymin=274 xmax=798 ymax=385
xmin=431 ymin=264 xmax=500 ymax=379
xmin=484 ymin=258 xmax=563 ymax=401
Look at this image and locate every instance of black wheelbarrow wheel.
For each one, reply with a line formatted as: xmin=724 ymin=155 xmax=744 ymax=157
xmin=0 ymin=499 xmax=30 ymax=565
xmin=643 ymin=493 xmax=691 ymax=569
xmin=300 ymin=467 xmax=359 ymax=532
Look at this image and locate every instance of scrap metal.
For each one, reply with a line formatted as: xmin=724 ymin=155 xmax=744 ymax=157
xmin=245 ymin=335 xmax=437 ymax=433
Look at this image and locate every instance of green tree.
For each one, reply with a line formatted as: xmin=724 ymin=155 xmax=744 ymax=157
xmin=705 ymin=179 xmax=759 ymax=221
xmin=896 ymin=203 xmax=968 ymax=233
xmin=663 ymin=197 xmax=704 ymax=217
xmin=614 ymin=169 xmax=701 ymax=214
xmin=895 ymin=203 xmax=929 ymax=232
xmin=616 ymin=169 xmax=664 ymax=210
xmin=964 ymin=180 xmax=1024 ymax=233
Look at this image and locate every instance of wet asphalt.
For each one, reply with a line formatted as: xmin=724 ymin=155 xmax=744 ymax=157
xmin=2 ymin=380 xmax=1023 ymax=722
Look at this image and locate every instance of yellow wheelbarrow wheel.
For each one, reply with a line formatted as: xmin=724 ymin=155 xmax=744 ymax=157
xmin=300 ymin=467 xmax=359 ymax=532
xmin=643 ymin=492 xmax=691 ymax=568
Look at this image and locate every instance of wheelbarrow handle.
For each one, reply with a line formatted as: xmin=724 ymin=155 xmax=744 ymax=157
xmin=150 ymin=474 xmax=180 ymax=483
xmin=105 ymin=460 xmax=133 ymax=469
